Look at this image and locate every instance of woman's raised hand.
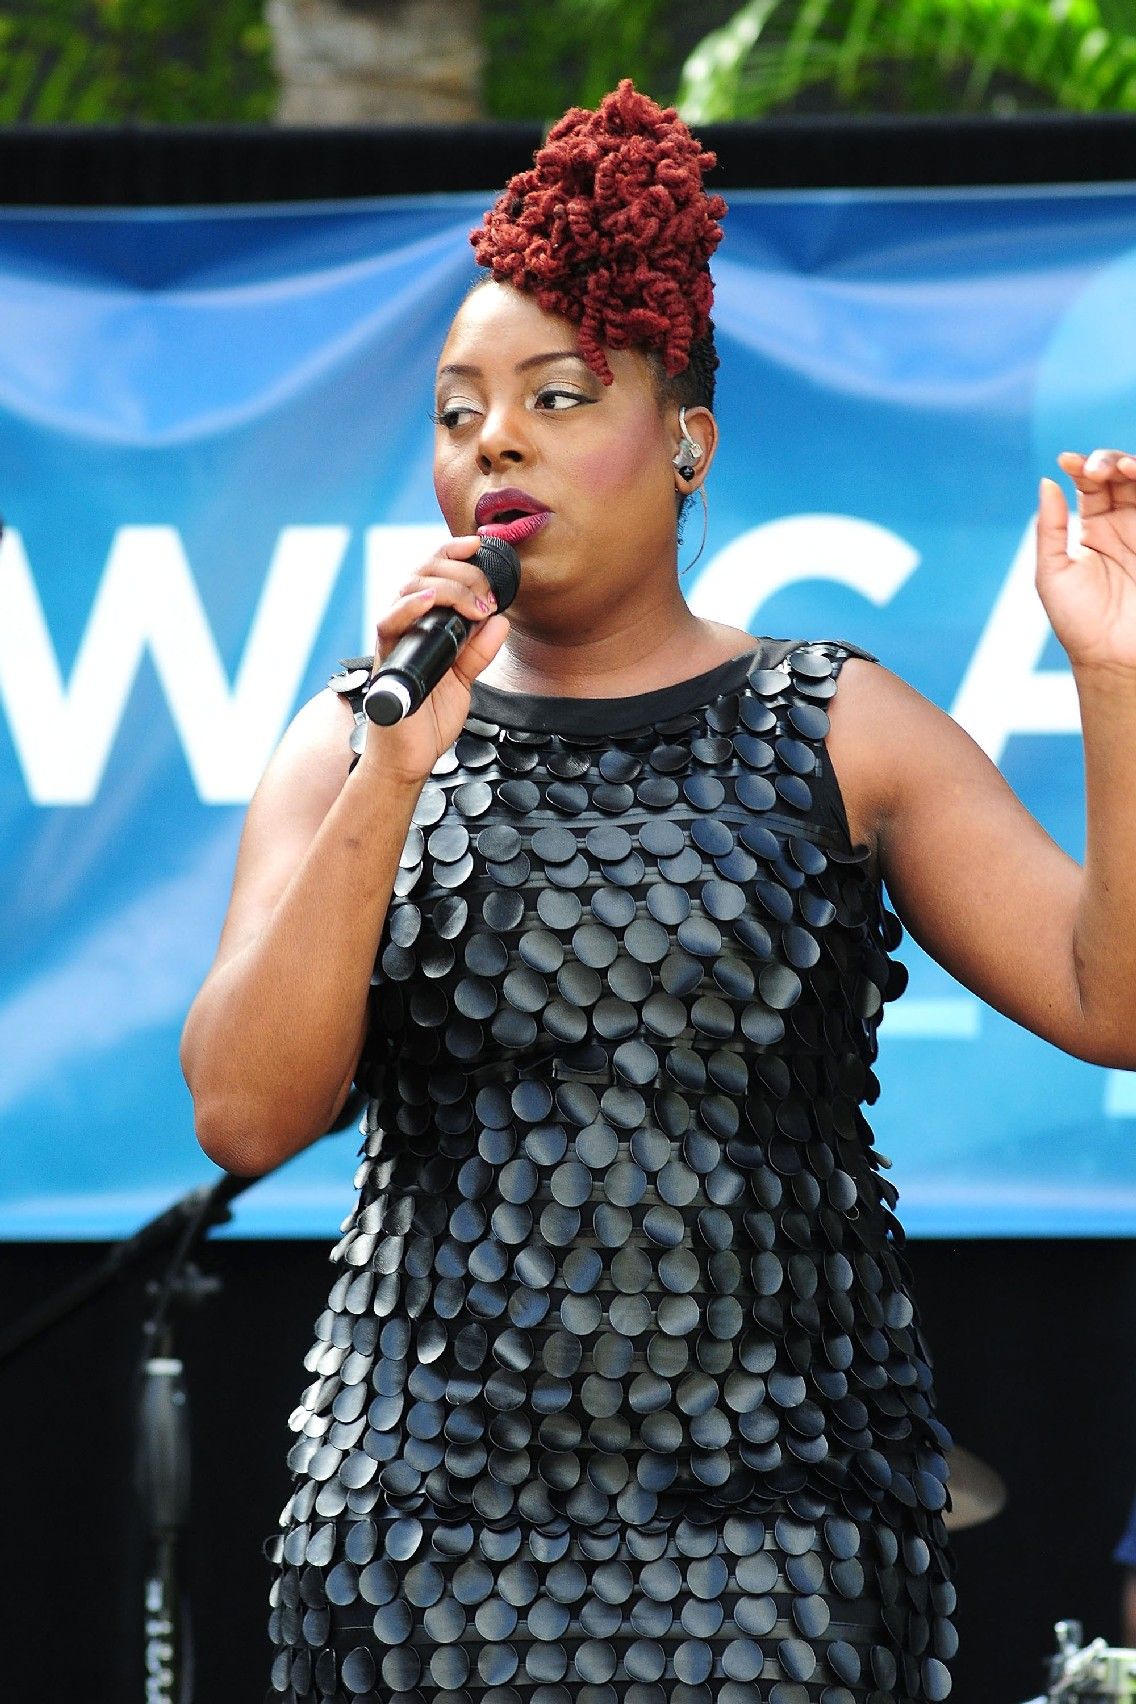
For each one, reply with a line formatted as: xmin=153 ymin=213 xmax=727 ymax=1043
xmin=1037 ymin=449 xmax=1136 ymax=674
xmin=357 ymin=536 xmax=510 ymax=788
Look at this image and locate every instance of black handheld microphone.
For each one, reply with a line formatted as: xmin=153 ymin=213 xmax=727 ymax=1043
xmin=364 ymin=537 xmax=521 ymax=726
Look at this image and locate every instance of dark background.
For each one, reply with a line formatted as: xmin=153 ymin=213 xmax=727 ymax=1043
xmin=3 ymin=114 xmax=1136 ymax=1703
xmin=4 ymin=1232 xmax=1135 ymax=1703
xmin=2 ymin=109 xmax=1136 ymax=203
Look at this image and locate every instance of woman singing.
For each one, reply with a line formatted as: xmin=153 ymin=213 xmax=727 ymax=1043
xmin=181 ymin=82 xmax=1136 ymax=1704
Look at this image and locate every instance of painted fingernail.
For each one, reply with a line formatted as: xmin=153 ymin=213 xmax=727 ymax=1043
xmin=486 ymin=594 xmax=498 ymax=611
xmin=475 ymin=597 xmax=490 ymax=614
xmin=418 ymin=587 xmax=435 ymax=600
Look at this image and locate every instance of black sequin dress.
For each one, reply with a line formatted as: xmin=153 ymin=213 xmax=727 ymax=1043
xmin=266 ymin=639 xmax=957 ymax=1704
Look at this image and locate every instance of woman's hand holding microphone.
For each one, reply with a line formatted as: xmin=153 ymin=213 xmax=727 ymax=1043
xmin=355 ymin=535 xmax=516 ymax=791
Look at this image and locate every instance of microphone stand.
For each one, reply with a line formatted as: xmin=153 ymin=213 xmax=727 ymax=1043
xmin=0 ymin=1169 xmax=255 ymax=1703
xmin=0 ymin=1090 xmax=365 ymax=1704
xmin=0 ymin=1169 xmax=255 ymax=1365
xmin=132 ymin=1171 xmax=254 ymax=1704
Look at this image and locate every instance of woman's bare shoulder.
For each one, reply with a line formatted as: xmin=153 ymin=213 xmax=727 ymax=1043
xmin=824 ymin=655 xmax=973 ymax=850
xmin=208 ymin=687 xmax=361 ymax=967
xmin=250 ymin=685 xmax=360 ymax=820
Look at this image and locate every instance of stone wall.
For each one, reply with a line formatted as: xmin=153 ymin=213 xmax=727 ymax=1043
xmin=267 ymin=0 xmax=484 ymax=124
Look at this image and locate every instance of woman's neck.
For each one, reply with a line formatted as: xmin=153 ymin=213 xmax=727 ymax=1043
xmin=476 ymin=562 xmax=759 ymax=702
xmin=478 ymin=587 xmax=747 ymax=700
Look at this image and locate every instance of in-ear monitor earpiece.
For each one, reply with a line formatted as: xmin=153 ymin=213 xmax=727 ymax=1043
xmin=673 ymin=405 xmax=704 ymax=483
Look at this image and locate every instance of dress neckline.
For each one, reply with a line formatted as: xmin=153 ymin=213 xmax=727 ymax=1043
xmin=468 ymin=648 xmax=762 ymax=736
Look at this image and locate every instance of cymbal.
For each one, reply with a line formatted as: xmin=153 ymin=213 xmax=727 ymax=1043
xmin=945 ymin=1443 xmax=1007 ymax=1531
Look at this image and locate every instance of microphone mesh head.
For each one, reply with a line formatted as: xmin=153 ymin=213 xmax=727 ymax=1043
xmin=474 ymin=537 xmax=522 ymax=612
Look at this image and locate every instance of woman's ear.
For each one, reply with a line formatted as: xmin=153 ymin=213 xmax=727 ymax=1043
xmin=671 ymin=405 xmax=718 ymax=488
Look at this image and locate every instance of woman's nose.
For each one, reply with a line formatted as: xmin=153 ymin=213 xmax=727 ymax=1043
xmin=476 ymin=404 xmax=529 ymax=469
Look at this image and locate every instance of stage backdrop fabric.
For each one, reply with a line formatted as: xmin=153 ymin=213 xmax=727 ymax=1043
xmin=2 ymin=186 xmax=1135 ymax=1240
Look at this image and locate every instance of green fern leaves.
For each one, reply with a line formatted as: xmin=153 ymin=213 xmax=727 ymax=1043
xmin=677 ymin=0 xmax=1136 ymax=120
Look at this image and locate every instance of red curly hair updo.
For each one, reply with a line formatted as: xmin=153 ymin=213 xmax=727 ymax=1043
xmin=470 ymin=80 xmax=727 ymax=387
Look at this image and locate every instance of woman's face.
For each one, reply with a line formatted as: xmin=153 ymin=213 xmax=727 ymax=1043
xmin=432 ymin=282 xmax=685 ymax=615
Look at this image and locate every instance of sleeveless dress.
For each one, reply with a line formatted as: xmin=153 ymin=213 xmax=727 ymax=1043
xmin=265 ymin=639 xmax=958 ymax=1704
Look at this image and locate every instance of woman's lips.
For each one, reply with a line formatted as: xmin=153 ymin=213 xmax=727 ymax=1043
xmin=477 ymin=510 xmax=551 ymax=546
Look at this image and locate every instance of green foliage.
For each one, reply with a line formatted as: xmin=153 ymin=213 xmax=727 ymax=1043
xmin=0 ymin=0 xmax=275 ymax=123
xmin=481 ymin=0 xmax=738 ymax=121
xmin=677 ymin=0 xmax=1136 ymax=120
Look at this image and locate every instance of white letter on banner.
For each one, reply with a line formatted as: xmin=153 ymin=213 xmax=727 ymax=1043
xmin=0 ymin=524 xmax=348 ymax=805
xmin=363 ymin=524 xmax=450 ymax=652
xmin=949 ymin=517 xmax=1079 ymax=764
xmin=686 ymin=513 xmax=921 ymax=626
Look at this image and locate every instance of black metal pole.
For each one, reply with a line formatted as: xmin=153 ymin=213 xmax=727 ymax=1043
xmin=137 ymin=1342 xmax=192 ymax=1704
xmin=0 ymin=1092 xmax=366 ymax=1702
xmin=128 ymin=1170 xmax=259 ymax=1704
xmin=0 ymin=1168 xmax=254 ymax=1704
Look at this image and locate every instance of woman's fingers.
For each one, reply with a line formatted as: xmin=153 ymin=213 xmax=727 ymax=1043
xmin=1035 ymin=476 xmax=1071 ymax=581
xmin=1057 ymin=448 xmax=1136 ymax=514
xmin=1058 ymin=447 xmax=1136 ymax=477
xmin=435 ymin=534 xmax=504 ymax=607
xmin=398 ymin=572 xmax=497 ymax=622
xmin=398 ymin=538 xmax=502 ymax=618
xmin=371 ymin=540 xmax=503 ymax=662
xmin=453 ymin=613 xmax=511 ymax=687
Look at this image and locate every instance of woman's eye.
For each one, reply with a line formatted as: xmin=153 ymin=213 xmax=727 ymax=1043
xmin=534 ymin=387 xmax=590 ymax=411
xmin=433 ymin=401 xmax=479 ymax=429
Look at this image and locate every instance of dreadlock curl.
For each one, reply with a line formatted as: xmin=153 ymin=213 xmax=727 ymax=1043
xmin=471 ymin=80 xmax=726 ymax=386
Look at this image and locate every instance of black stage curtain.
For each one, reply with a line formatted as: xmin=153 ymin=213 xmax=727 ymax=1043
xmin=0 ymin=111 xmax=1134 ymax=205
xmin=4 ymin=1234 xmax=1135 ymax=1704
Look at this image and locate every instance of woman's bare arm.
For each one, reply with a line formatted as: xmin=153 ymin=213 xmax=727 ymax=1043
xmin=180 ymin=542 xmax=509 ymax=1177
xmin=179 ymin=688 xmax=422 ymax=1175
xmin=829 ymin=659 xmax=1124 ymax=1062
xmin=828 ymin=470 xmax=1136 ymax=1066
xmin=829 ymin=450 xmax=1136 ymax=1068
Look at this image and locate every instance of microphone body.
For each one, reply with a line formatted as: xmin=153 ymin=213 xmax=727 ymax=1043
xmin=365 ymin=538 xmax=521 ymax=726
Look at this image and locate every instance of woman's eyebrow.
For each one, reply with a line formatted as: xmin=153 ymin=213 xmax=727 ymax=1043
xmin=437 ymin=351 xmax=589 ymax=381
xmin=516 ymin=351 xmax=590 ymax=373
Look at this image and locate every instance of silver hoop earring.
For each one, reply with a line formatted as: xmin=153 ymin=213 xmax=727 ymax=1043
xmin=680 ymin=485 xmax=709 ymax=579
xmin=672 ymin=405 xmax=704 ymax=483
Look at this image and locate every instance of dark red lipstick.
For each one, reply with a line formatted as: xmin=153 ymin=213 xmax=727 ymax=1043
xmin=474 ymin=488 xmax=551 ymax=547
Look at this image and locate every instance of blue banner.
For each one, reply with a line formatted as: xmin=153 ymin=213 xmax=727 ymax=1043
xmin=2 ymin=185 xmax=1135 ymax=1239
